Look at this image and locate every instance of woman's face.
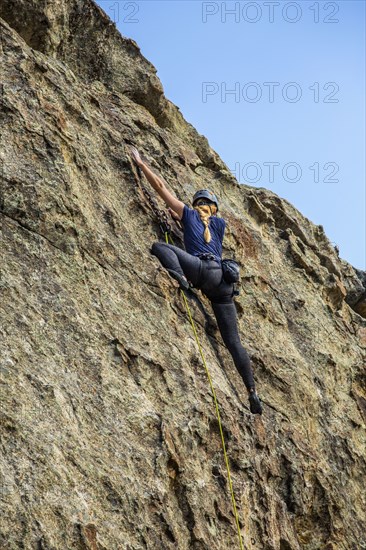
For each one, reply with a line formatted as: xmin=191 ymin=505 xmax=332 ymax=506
xmin=193 ymin=199 xmax=215 ymax=208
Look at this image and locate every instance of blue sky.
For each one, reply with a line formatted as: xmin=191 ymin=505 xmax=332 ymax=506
xmin=96 ymin=0 xmax=365 ymax=270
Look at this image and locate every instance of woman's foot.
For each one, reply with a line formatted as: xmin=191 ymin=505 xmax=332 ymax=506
xmin=248 ymin=388 xmax=263 ymax=415
xmin=167 ymin=269 xmax=190 ymax=291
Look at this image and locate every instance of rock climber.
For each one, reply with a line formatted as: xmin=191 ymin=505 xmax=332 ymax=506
xmin=131 ymin=147 xmax=262 ymax=415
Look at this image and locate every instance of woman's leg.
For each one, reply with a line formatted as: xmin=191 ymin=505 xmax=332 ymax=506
xmin=151 ymin=242 xmax=202 ymax=287
xmin=210 ymin=300 xmax=256 ymax=391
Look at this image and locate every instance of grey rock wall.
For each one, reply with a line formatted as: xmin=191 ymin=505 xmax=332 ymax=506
xmin=1 ymin=2 xmax=365 ymax=549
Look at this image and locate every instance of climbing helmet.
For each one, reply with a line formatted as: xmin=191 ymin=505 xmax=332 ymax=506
xmin=192 ymin=189 xmax=219 ymax=211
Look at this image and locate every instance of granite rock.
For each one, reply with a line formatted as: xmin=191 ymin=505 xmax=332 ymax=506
xmin=1 ymin=2 xmax=365 ymax=549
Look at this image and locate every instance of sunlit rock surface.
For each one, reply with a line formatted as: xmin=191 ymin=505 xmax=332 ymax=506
xmin=1 ymin=2 xmax=365 ymax=549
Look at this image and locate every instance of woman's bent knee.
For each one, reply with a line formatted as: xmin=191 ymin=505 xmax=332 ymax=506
xmin=151 ymin=241 xmax=166 ymax=256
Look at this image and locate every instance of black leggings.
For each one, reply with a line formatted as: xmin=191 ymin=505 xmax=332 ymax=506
xmin=151 ymin=242 xmax=255 ymax=391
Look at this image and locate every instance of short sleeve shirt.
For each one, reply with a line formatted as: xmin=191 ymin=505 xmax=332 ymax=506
xmin=181 ymin=205 xmax=226 ymax=261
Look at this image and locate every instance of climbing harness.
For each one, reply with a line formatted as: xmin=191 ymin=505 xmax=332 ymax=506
xmin=133 ymin=163 xmax=249 ymax=550
xmin=197 ymin=252 xmax=219 ymax=262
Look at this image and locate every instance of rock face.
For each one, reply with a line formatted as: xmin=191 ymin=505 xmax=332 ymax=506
xmin=0 ymin=1 xmax=365 ymax=549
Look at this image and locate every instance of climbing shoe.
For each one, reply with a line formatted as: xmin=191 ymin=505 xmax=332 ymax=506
xmin=167 ymin=269 xmax=190 ymax=291
xmin=249 ymin=391 xmax=263 ymax=415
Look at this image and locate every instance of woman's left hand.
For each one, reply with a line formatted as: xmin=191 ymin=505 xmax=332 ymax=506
xmin=130 ymin=146 xmax=144 ymax=167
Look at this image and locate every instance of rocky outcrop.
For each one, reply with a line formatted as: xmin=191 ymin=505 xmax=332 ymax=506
xmin=1 ymin=2 xmax=365 ymax=549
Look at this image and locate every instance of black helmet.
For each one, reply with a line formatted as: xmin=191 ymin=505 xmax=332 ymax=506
xmin=192 ymin=189 xmax=219 ymax=210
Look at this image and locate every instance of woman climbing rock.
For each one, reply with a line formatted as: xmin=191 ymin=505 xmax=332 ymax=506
xmin=131 ymin=147 xmax=262 ymax=415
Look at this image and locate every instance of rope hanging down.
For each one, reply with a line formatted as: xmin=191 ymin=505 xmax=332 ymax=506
xmin=165 ymin=231 xmax=248 ymax=550
xmin=133 ymin=164 xmax=249 ymax=550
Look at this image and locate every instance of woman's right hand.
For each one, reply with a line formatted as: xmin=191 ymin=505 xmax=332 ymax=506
xmin=130 ymin=146 xmax=144 ymax=167
xmin=168 ymin=207 xmax=182 ymax=221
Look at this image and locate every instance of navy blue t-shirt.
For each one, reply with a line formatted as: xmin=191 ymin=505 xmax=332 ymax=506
xmin=181 ymin=204 xmax=226 ymax=261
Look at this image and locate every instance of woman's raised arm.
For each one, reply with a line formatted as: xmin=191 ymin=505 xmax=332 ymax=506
xmin=131 ymin=147 xmax=185 ymax=220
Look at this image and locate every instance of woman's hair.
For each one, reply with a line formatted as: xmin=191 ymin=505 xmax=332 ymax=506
xmin=193 ymin=203 xmax=218 ymax=243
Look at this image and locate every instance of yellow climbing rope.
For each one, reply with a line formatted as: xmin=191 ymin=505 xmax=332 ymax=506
xmin=165 ymin=232 xmax=248 ymax=550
